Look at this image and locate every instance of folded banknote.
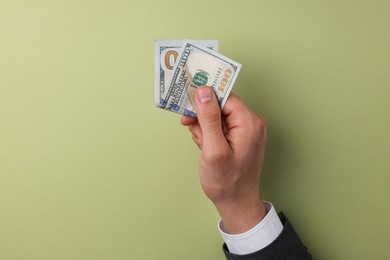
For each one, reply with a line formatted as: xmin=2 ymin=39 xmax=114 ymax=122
xmin=154 ymin=40 xmax=241 ymax=117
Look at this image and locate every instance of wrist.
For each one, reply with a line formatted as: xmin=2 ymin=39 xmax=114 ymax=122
xmin=215 ymin=197 xmax=267 ymax=234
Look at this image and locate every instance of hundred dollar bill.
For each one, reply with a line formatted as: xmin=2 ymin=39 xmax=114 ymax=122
xmin=154 ymin=40 xmax=218 ymax=108
xmin=159 ymin=41 xmax=241 ymax=117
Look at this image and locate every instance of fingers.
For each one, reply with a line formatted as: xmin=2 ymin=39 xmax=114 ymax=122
xmin=222 ymin=93 xmax=267 ymax=150
xmin=189 ymin=123 xmax=202 ymax=142
xmin=222 ymin=93 xmax=260 ymax=130
xmin=181 ymin=115 xmax=198 ymax=126
xmin=222 ymin=93 xmax=251 ymax=119
xmin=225 ymin=93 xmax=267 ymax=128
xmin=194 ymin=86 xmax=230 ymax=155
xmin=192 ymin=136 xmax=202 ymax=149
xmin=180 ymin=113 xmax=201 ymax=148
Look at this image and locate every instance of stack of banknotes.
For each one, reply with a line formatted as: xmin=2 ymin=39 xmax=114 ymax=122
xmin=154 ymin=40 xmax=241 ymax=117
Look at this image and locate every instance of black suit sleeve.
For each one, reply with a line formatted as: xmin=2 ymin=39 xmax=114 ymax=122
xmin=223 ymin=213 xmax=313 ymax=260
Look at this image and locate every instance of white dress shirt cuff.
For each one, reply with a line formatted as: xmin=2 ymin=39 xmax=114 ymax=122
xmin=218 ymin=202 xmax=283 ymax=255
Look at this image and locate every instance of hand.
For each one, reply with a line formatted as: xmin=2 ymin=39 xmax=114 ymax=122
xmin=181 ymin=86 xmax=267 ymax=234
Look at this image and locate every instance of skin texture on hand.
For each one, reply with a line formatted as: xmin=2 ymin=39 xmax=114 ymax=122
xmin=181 ymin=86 xmax=267 ymax=234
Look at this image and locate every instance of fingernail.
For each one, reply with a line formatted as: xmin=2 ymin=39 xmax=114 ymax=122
xmin=197 ymin=87 xmax=212 ymax=104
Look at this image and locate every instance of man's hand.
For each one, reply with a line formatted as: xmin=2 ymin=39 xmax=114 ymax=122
xmin=181 ymin=86 xmax=268 ymax=234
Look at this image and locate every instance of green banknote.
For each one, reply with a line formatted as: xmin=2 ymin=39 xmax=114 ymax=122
xmin=154 ymin=40 xmax=218 ymax=111
xmin=159 ymin=41 xmax=241 ymax=117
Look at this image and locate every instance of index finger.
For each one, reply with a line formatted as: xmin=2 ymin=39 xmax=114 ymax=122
xmin=181 ymin=115 xmax=198 ymax=126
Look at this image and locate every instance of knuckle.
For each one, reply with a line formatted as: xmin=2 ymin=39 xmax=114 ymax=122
xmin=205 ymin=148 xmax=231 ymax=163
xmin=259 ymin=115 xmax=268 ymax=128
xmin=253 ymin=114 xmax=267 ymax=132
xmin=251 ymin=115 xmax=267 ymax=141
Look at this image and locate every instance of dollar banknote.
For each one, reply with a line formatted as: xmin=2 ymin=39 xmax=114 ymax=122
xmin=154 ymin=40 xmax=218 ymax=110
xmin=159 ymin=41 xmax=241 ymax=117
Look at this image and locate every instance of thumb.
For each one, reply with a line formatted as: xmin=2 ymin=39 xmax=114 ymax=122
xmin=194 ymin=86 xmax=230 ymax=153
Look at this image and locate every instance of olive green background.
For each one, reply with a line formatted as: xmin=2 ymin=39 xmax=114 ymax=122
xmin=1 ymin=1 xmax=389 ymax=259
